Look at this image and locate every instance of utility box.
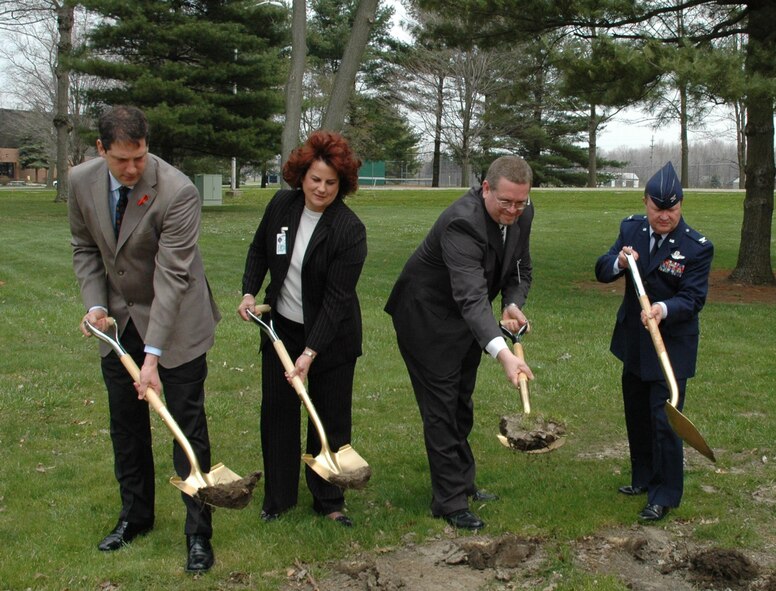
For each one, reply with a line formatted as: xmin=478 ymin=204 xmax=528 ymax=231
xmin=194 ymin=174 xmax=223 ymax=206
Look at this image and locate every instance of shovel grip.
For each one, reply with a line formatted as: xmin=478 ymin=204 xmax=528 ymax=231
xmin=513 ymin=342 xmax=531 ymax=414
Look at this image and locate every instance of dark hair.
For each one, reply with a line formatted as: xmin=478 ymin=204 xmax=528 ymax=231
xmin=485 ymin=155 xmax=533 ymax=188
xmin=283 ymin=130 xmax=361 ymax=198
xmin=98 ymin=105 xmax=149 ymax=150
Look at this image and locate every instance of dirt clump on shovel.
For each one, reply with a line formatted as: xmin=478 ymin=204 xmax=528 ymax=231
xmin=499 ymin=414 xmax=566 ymax=453
xmin=195 ymin=471 xmax=262 ymax=509
xmin=328 ymin=466 xmax=372 ymax=491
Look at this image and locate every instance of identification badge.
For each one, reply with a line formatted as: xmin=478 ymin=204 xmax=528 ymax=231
xmin=276 ymin=229 xmax=287 ymax=255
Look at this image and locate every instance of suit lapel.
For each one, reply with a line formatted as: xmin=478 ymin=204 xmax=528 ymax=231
xmin=89 ymin=165 xmax=116 ymax=249
xmin=500 ymin=223 xmax=520 ymax=281
xmin=304 ymin=198 xmax=337 ymax=266
xmin=116 ymin=157 xmax=159 ymax=251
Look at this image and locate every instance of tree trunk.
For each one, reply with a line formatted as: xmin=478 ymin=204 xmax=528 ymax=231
xmin=432 ymin=75 xmax=444 ymax=188
xmin=321 ymin=0 xmax=379 ymax=132
xmin=734 ymin=99 xmax=747 ymax=190
xmin=587 ymin=103 xmax=597 ymax=188
xmin=730 ymin=1 xmax=775 ymax=285
xmin=53 ymin=1 xmax=73 ymax=203
xmin=280 ymin=0 xmax=307 ymax=188
xmin=679 ymin=83 xmax=689 ymax=187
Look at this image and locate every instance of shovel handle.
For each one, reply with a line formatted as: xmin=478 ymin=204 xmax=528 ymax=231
xmin=625 ymin=254 xmax=680 ymax=408
xmin=512 ymin=342 xmax=531 ymax=414
xmin=85 ymin=319 xmax=209 ymax=485
xmin=247 ymin=306 xmax=333 ymax=453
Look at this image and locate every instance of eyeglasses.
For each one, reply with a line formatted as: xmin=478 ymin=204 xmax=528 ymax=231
xmin=494 ymin=195 xmax=530 ymax=212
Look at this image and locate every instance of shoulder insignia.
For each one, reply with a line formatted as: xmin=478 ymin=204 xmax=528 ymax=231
xmin=683 ymin=227 xmax=711 ymax=246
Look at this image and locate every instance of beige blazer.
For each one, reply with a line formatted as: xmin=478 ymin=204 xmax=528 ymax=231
xmin=69 ymin=153 xmax=220 ymax=368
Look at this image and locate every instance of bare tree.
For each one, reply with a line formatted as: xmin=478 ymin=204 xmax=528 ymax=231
xmin=320 ymin=0 xmax=380 ymax=131
xmin=279 ymin=0 xmax=307 ymax=186
xmin=1 ymin=0 xmax=75 ymax=202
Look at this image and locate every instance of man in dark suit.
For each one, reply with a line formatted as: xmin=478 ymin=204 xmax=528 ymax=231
xmin=385 ymin=155 xmax=535 ymax=530
xmin=69 ymin=105 xmax=220 ymax=571
xmin=595 ymin=161 xmax=713 ymax=522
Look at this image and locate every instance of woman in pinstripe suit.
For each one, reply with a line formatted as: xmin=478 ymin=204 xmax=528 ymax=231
xmin=238 ymin=131 xmax=366 ymax=527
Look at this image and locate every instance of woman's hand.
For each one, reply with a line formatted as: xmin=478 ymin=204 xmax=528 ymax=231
xmin=237 ymin=294 xmax=256 ymax=321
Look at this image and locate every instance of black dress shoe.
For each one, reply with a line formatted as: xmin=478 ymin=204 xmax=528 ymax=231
xmin=638 ymin=504 xmax=669 ymax=521
xmin=260 ymin=510 xmax=280 ymax=522
xmin=443 ymin=509 xmax=485 ymax=530
xmin=98 ymin=520 xmax=153 ymax=552
xmin=186 ymin=534 xmax=214 ymax=573
xmin=471 ymin=489 xmax=499 ymax=502
xmin=618 ymin=485 xmax=647 ymax=496
xmin=326 ymin=512 xmax=354 ymax=527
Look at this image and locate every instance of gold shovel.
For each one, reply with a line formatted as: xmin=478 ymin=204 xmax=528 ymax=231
xmin=625 ymin=253 xmax=715 ymax=462
xmin=83 ymin=319 xmax=260 ymax=508
xmin=497 ymin=323 xmax=566 ymax=453
xmin=247 ymin=306 xmax=371 ymax=490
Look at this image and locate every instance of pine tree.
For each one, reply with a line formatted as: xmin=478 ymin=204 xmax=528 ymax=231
xmin=75 ymin=0 xmax=287 ymax=170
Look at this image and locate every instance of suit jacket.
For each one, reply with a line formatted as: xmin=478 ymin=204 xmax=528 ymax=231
xmin=69 ymin=153 xmax=221 ymax=368
xmin=595 ymin=214 xmax=713 ymax=381
xmin=242 ymin=189 xmax=367 ymax=373
xmin=385 ymin=186 xmax=533 ymax=374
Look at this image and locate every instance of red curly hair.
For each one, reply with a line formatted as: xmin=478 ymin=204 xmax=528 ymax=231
xmin=282 ymin=130 xmax=361 ymax=198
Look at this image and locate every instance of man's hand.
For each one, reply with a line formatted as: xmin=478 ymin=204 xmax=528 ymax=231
xmin=617 ymin=245 xmax=639 ymax=269
xmin=136 ymin=353 xmax=161 ymax=400
xmin=641 ymin=303 xmax=663 ymax=328
xmin=501 ymin=304 xmax=529 ymax=334
xmin=80 ymin=308 xmax=109 ymax=336
xmin=497 ymin=348 xmax=534 ymax=388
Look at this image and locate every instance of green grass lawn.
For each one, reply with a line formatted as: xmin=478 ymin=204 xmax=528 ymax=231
xmin=0 ymin=186 xmax=774 ymax=590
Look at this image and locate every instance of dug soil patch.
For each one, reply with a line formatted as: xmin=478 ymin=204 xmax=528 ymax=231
xmin=278 ymin=523 xmax=775 ymax=591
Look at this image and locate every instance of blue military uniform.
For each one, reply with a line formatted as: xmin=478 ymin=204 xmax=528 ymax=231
xmin=595 ymin=162 xmax=713 ymax=515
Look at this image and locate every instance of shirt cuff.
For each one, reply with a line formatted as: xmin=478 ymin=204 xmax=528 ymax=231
xmin=657 ymin=302 xmax=667 ymax=319
xmin=485 ymin=336 xmax=508 ymax=359
xmin=88 ymin=305 xmax=108 ymax=314
xmin=144 ymin=345 xmax=162 ymax=357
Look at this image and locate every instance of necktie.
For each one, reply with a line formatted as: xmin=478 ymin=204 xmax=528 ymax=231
xmin=650 ymin=232 xmax=662 ymax=262
xmin=500 ymin=225 xmax=507 ymax=244
xmin=115 ymin=186 xmax=130 ymax=238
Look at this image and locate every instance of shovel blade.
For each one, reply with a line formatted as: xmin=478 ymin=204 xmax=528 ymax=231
xmin=169 ymin=462 xmax=246 ymax=497
xmin=665 ymin=403 xmax=716 ymax=462
xmin=302 ymin=444 xmax=371 ymax=488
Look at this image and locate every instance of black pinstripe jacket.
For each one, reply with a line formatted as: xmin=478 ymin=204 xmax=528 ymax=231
xmin=242 ymin=189 xmax=367 ymax=372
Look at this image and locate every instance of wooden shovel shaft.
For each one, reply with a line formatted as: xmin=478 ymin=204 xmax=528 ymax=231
xmin=636 ymin=294 xmax=680 ymax=408
xmin=625 ymin=253 xmax=715 ymax=462
xmin=117 ymin=354 xmax=211 ymax=487
xmin=513 ymin=342 xmax=531 ymax=414
xmin=270 ymin=340 xmax=333 ymax=454
xmin=625 ymin=254 xmax=680 ymax=408
xmin=251 ymin=305 xmax=337 ymax=462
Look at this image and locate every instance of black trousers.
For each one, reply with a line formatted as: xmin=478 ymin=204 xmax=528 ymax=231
xmin=260 ymin=313 xmax=354 ymax=515
xmin=100 ymin=321 xmax=212 ymax=536
xmin=622 ymin=370 xmax=686 ymax=508
xmin=397 ymin=337 xmax=482 ymax=517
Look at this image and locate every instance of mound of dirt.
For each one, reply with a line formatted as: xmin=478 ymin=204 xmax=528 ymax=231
xmin=498 ymin=414 xmax=566 ymax=453
xmin=689 ymin=548 xmax=759 ymax=589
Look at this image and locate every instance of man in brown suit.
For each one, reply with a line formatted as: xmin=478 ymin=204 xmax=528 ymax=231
xmin=69 ymin=105 xmax=220 ymax=573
